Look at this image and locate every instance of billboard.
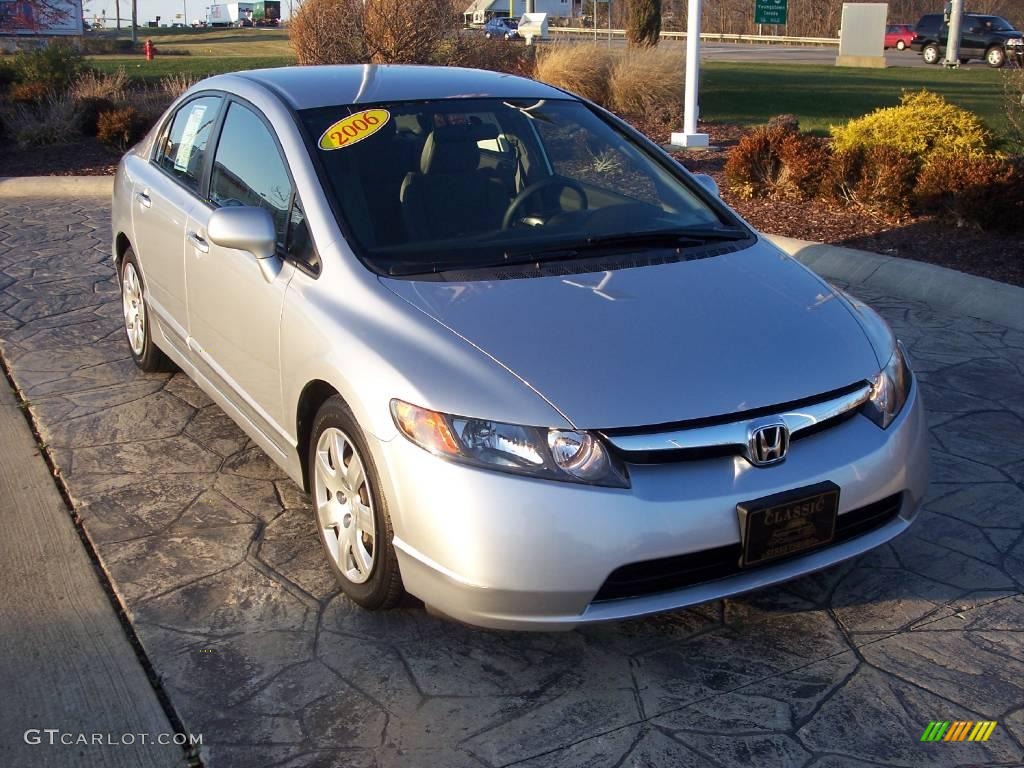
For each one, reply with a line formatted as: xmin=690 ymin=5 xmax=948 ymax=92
xmin=0 ymin=0 xmax=84 ymax=34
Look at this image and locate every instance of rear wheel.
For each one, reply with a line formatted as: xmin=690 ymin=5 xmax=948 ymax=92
xmin=986 ymin=46 xmax=1006 ymax=68
xmin=896 ymin=40 xmax=906 ymax=51
xmin=922 ymin=43 xmax=940 ymax=64
xmin=309 ymin=396 xmax=404 ymax=609
xmin=120 ymin=249 xmax=174 ymax=373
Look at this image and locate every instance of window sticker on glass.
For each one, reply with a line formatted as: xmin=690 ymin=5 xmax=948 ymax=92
xmin=319 ymin=109 xmax=391 ymax=150
xmin=174 ymin=104 xmax=208 ymax=172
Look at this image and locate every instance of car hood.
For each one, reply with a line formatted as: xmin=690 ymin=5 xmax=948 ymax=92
xmin=380 ymin=240 xmax=882 ymax=429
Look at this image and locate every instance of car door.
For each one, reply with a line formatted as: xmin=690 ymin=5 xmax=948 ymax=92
xmin=962 ymin=17 xmax=991 ymax=58
xmin=184 ymin=99 xmax=303 ymax=455
xmin=131 ymin=94 xmax=223 ymax=356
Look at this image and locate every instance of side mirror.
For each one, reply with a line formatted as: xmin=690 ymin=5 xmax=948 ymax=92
xmin=207 ymin=206 xmax=281 ymax=283
xmin=693 ymin=173 xmax=720 ymax=198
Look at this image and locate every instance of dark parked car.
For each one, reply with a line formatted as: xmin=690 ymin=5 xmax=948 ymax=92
xmin=911 ymin=12 xmax=1023 ymax=67
xmin=483 ymin=16 xmax=519 ymax=40
xmin=884 ymin=23 xmax=915 ymax=50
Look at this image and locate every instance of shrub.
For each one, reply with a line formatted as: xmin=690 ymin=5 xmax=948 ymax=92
xmin=1004 ymin=66 xmax=1024 ymax=152
xmin=830 ymin=90 xmax=991 ymax=166
xmin=290 ymin=0 xmax=368 ymax=64
xmin=291 ymin=0 xmax=464 ymax=66
xmin=76 ymin=96 xmax=117 ymax=136
xmin=724 ymin=124 xmax=829 ymax=200
xmin=0 ymin=58 xmax=16 ymax=91
xmin=535 ymin=44 xmax=616 ymax=106
xmin=71 ymin=68 xmax=127 ymax=103
xmin=97 ymin=106 xmax=145 ymax=151
xmin=824 ymin=145 xmax=917 ymax=217
xmin=626 ymin=0 xmax=661 ymax=48
xmin=158 ymin=72 xmax=198 ymax=99
xmin=608 ymin=47 xmax=682 ymax=122
xmin=916 ymin=154 xmax=1024 ymax=230
xmin=4 ymin=95 xmax=79 ymax=148
xmin=450 ymin=39 xmax=536 ymax=76
xmin=80 ymin=37 xmax=136 ymax=55
xmin=11 ymin=41 xmax=84 ymax=92
xmin=9 ymin=80 xmax=49 ymax=104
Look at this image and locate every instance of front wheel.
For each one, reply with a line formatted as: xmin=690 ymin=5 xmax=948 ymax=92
xmin=986 ymin=46 xmax=1006 ymax=68
xmin=309 ymin=396 xmax=404 ymax=609
xmin=120 ymin=249 xmax=174 ymax=372
xmin=922 ymin=43 xmax=940 ymax=64
xmin=896 ymin=40 xmax=906 ymax=51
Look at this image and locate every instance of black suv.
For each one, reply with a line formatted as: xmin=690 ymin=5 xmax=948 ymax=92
xmin=911 ymin=12 xmax=1023 ymax=67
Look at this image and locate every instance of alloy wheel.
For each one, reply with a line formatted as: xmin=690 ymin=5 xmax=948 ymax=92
xmin=314 ymin=427 xmax=377 ymax=584
xmin=122 ymin=262 xmax=145 ymax=356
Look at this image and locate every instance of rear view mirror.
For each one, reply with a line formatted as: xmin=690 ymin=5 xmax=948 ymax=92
xmin=693 ymin=173 xmax=720 ymax=198
xmin=207 ymin=206 xmax=281 ymax=283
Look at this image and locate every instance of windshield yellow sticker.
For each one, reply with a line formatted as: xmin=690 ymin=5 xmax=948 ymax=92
xmin=319 ymin=109 xmax=391 ymax=151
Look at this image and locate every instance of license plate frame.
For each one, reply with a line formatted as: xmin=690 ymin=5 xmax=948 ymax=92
xmin=737 ymin=481 xmax=840 ymax=568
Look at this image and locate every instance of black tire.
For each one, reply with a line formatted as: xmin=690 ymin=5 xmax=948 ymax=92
xmin=959 ymin=57 xmax=970 ymax=65
xmin=308 ymin=395 xmax=404 ymax=609
xmin=922 ymin=43 xmax=941 ymax=64
xmin=119 ymin=249 xmax=175 ymax=373
xmin=896 ymin=40 xmax=906 ymax=51
xmin=986 ymin=46 xmax=1006 ymax=68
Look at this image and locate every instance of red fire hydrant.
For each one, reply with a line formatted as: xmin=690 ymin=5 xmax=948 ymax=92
xmin=144 ymin=39 xmax=155 ymax=62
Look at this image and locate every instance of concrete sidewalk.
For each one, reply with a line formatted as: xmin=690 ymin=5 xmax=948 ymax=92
xmin=0 ymin=375 xmax=186 ymax=768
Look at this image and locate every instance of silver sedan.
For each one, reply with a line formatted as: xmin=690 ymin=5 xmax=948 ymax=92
xmin=111 ymin=65 xmax=928 ymax=630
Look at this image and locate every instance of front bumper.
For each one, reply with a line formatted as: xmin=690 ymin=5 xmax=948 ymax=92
xmin=373 ymin=382 xmax=928 ymax=631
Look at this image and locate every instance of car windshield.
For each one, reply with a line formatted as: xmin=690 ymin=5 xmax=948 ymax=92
xmin=301 ymin=98 xmax=734 ymax=275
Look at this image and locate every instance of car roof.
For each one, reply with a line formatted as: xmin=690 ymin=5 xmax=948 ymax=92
xmin=210 ymin=65 xmax=571 ymax=111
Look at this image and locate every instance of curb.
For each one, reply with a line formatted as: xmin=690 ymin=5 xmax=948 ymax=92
xmin=0 ymin=176 xmax=114 ymax=198
xmin=767 ymin=235 xmax=1024 ymax=333
xmin=0 ymin=177 xmax=1019 ymax=332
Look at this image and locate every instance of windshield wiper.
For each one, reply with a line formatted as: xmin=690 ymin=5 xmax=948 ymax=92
xmin=384 ymin=227 xmax=750 ymax=277
xmin=502 ymin=226 xmax=749 ymax=262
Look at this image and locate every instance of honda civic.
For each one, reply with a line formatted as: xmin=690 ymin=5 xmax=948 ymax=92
xmin=111 ymin=65 xmax=928 ymax=629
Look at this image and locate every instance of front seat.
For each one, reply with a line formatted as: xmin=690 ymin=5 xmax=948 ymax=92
xmin=400 ymin=124 xmax=510 ymax=241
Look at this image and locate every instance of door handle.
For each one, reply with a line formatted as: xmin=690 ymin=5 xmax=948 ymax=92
xmin=136 ymin=191 xmax=152 ymax=208
xmin=187 ymin=231 xmax=209 ymax=254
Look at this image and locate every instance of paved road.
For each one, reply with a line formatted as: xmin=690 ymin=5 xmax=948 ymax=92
xmin=1 ymin=198 xmax=1022 ymax=768
xmin=549 ymin=35 xmax=939 ymax=67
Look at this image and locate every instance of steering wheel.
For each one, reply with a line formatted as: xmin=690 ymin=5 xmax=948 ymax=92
xmin=502 ymin=176 xmax=588 ymax=230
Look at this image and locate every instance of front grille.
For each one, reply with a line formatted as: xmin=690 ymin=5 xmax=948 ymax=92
xmin=592 ymin=493 xmax=903 ymax=603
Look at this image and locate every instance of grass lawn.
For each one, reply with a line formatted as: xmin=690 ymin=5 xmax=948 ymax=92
xmin=701 ymin=62 xmax=1010 ymax=139
xmin=88 ymin=55 xmax=295 ymax=82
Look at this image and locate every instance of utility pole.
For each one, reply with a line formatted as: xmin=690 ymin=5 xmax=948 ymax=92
xmin=116 ymin=0 xmax=121 ymax=30
xmin=944 ymin=0 xmax=963 ymax=67
xmin=671 ymin=0 xmax=709 ymax=148
xmin=131 ymin=0 xmax=137 ymax=43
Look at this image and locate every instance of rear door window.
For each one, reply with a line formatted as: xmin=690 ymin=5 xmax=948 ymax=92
xmin=155 ymin=95 xmax=223 ymax=194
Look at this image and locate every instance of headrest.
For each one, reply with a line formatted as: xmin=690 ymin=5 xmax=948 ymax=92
xmin=420 ymin=123 xmax=500 ymax=175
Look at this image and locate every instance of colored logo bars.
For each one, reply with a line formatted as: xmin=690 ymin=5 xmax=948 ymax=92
xmin=921 ymin=721 xmax=998 ymax=742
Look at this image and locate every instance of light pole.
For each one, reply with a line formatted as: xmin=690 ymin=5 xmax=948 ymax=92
xmin=671 ymin=0 xmax=709 ymax=148
xmin=944 ymin=0 xmax=964 ymax=67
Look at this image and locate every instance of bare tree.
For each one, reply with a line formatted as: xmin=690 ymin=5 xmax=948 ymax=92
xmin=0 ymin=0 xmax=73 ymax=32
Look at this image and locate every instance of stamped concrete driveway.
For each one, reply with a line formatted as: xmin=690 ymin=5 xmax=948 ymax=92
xmin=0 ymin=198 xmax=1022 ymax=768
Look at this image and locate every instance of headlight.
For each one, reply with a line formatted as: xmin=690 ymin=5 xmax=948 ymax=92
xmin=862 ymin=342 xmax=912 ymax=429
xmin=391 ymin=400 xmax=629 ymax=488
xmin=1007 ymin=38 xmax=1023 ymax=46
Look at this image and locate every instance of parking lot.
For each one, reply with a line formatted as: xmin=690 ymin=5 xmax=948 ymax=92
xmin=0 ymin=198 xmax=1022 ymax=767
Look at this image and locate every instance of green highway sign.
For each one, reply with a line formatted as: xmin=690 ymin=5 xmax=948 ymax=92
xmin=755 ymin=0 xmax=788 ymax=25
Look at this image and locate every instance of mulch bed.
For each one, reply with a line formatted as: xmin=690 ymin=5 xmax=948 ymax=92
xmin=654 ymin=121 xmax=1024 ymax=288
xmin=5 ymin=123 xmax=1021 ymax=287
xmin=1 ymin=138 xmax=120 ymax=177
